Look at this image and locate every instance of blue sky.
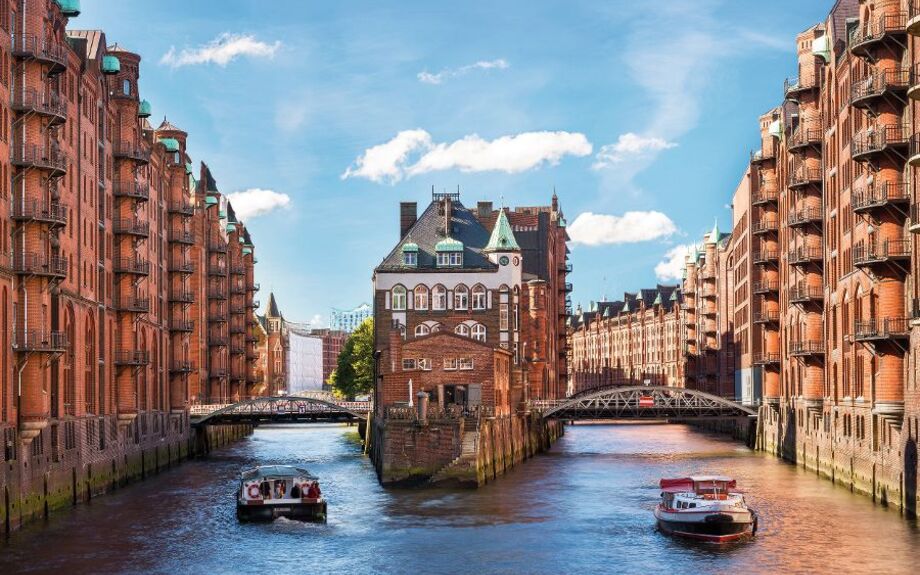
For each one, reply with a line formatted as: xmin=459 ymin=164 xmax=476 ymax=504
xmin=79 ymin=0 xmax=830 ymax=325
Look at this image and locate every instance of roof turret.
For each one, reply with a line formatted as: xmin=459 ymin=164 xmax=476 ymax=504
xmin=706 ymin=219 xmax=719 ymax=245
xmin=484 ymin=208 xmax=520 ymax=252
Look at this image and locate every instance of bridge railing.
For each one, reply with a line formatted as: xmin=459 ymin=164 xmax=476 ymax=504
xmin=189 ymin=397 xmax=372 ymax=419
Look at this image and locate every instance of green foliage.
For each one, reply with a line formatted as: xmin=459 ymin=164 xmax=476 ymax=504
xmin=330 ymin=318 xmax=374 ymax=399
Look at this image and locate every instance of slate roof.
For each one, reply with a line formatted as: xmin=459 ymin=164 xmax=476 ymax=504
xmin=575 ymin=284 xmax=681 ymax=328
xmin=67 ymin=30 xmax=104 ymax=59
xmin=377 ymin=199 xmax=497 ymax=272
xmin=158 ymin=116 xmax=185 ymax=134
xmin=267 ymin=292 xmax=282 ymax=318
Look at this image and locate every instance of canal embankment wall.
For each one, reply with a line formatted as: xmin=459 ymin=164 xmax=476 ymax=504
xmin=371 ymin=411 xmax=563 ymax=487
xmin=1 ymin=417 xmax=252 ymax=533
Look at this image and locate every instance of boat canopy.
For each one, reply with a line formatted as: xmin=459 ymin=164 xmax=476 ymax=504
xmin=659 ymin=476 xmax=736 ymax=493
xmin=240 ymin=465 xmax=317 ymax=481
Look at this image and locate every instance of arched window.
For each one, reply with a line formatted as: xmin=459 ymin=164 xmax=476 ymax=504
xmin=430 ymin=323 xmax=441 ymax=333
xmin=392 ymin=285 xmax=407 ymax=310
xmin=63 ymin=306 xmax=75 ymax=416
xmin=414 ymin=285 xmax=429 ymax=310
xmin=123 ymin=79 xmax=131 ymax=96
xmin=472 ymin=284 xmax=487 ymax=310
xmin=415 ymin=324 xmax=430 ymax=337
xmin=84 ymin=317 xmax=96 ymax=414
xmin=472 ymin=323 xmax=487 ymax=342
xmin=454 ymin=284 xmax=469 ymax=310
xmin=432 ymin=285 xmax=447 ymax=310
xmin=455 ymin=324 xmax=470 ymax=337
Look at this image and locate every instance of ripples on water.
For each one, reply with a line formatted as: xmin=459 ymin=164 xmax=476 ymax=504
xmin=1 ymin=423 xmax=917 ymax=575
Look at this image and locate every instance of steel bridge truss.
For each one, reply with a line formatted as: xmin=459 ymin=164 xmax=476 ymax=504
xmin=537 ymin=386 xmax=757 ymax=420
xmin=192 ymin=396 xmax=369 ymax=425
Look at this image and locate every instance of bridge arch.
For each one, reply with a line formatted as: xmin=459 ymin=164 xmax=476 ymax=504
xmin=193 ymin=396 xmax=369 ymax=425
xmin=539 ymin=386 xmax=757 ymax=420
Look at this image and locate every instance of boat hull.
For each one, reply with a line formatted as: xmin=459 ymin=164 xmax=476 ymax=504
xmin=654 ymin=508 xmax=755 ymax=543
xmin=236 ymin=500 xmax=327 ymax=523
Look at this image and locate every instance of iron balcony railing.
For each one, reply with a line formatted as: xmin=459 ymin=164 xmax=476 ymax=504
xmin=11 ymin=88 xmax=66 ymax=122
xmin=753 ymin=311 xmax=780 ymax=324
xmin=911 ymin=204 xmax=920 ymax=232
xmin=11 ymin=34 xmax=67 ymax=70
xmin=788 ymin=284 xmax=823 ymax=304
xmin=11 ymin=144 xmax=67 ymax=173
xmin=113 ymin=140 xmax=151 ymax=163
xmin=169 ymin=258 xmax=195 ymax=274
xmin=230 ymin=305 xmax=246 ymax=315
xmin=230 ymin=284 xmax=246 ymax=295
xmin=752 ymin=280 xmax=779 ymax=294
xmin=750 ymin=149 xmax=775 ymax=164
xmin=751 ymin=189 xmax=778 ymax=205
xmin=752 ymin=219 xmax=779 ymax=234
xmin=851 ymin=67 xmax=910 ymax=107
xmin=13 ymin=253 xmax=67 ymax=278
xmin=753 ymin=352 xmax=781 ymax=365
xmin=209 ymin=241 xmax=228 ymax=253
xmin=209 ymin=314 xmax=228 ymax=324
xmin=209 ymin=368 xmax=228 ymax=378
xmin=853 ymin=239 xmax=911 ymax=265
xmin=208 ymin=287 xmax=227 ymax=300
xmin=787 ymin=207 xmax=823 ymax=227
xmin=209 ymin=337 xmax=228 ymax=347
xmin=854 ymin=318 xmax=910 ymax=341
xmin=170 ymin=361 xmax=195 ymax=373
xmin=168 ymin=201 xmax=195 ymax=216
xmin=249 ymin=282 xmax=260 ymax=292
xmin=788 ymin=126 xmax=823 ymax=151
xmin=788 ymin=246 xmax=823 ymax=265
xmin=789 ymin=340 xmax=825 ymax=356
xmin=113 ymin=257 xmax=150 ymax=275
xmin=112 ymin=179 xmax=150 ymax=201
xmin=208 ymin=262 xmax=227 ymax=276
xmin=851 ymin=124 xmax=909 ymax=160
xmin=168 ymin=230 xmax=194 ymax=244
xmin=113 ymin=218 xmax=150 ymax=237
xmin=788 ymin=165 xmax=823 ymax=188
xmin=849 ymin=12 xmax=907 ymax=55
xmin=12 ymin=329 xmax=68 ymax=353
xmin=852 ymin=180 xmax=910 ymax=212
xmin=11 ymin=199 xmax=67 ymax=226
xmin=784 ymin=72 xmax=819 ymax=97
xmin=113 ymin=350 xmax=150 ymax=366
xmin=230 ymin=265 xmax=246 ymax=275
xmin=169 ymin=289 xmax=194 ymax=303
xmin=170 ymin=319 xmax=194 ymax=332
xmin=113 ymin=295 xmax=150 ymax=313
xmin=250 ymin=299 xmax=261 ymax=309
xmin=753 ymin=249 xmax=780 ymax=264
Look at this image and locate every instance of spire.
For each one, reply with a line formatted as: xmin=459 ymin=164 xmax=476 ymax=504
xmin=706 ymin=218 xmax=720 ymax=245
xmin=653 ymin=292 xmax=662 ymax=306
xmin=267 ymin=292 xmax=281 ymax=318
xmin=484 ymin=208 xmax=520 ymax=252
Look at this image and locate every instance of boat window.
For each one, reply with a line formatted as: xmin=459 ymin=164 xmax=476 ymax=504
xmin=689 ymin=503 xmax=697 ymax=508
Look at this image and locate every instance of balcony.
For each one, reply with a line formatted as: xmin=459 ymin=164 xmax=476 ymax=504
xmin=12 ymin=330 xmax=67 ymax=353
xmin=910 ymin=204 xmax=920 ymax=232
xmin=230 ymin=265 xmax=246 ymax=276
xmin=701 ymin=304 xmax=717 ymax=317
xmin=210 ymin=368 xmax=227 ymax=378
xmin=784 ymin=73 xmax=818 ymax=99
xmin=751 ymin=188 xmax=778 ymax=206
xmin=209 ymin=241 xmax=228 ymax=254
xmin=208 ymin=262 xmax=227 ymax=276
xmin=113 ymin=295 xmax=150 ymax=313
xmin=11 ymin=200 xmax=67 ymax=227
xmin=114 ymin=350 xmax=150 ymax=366
xmin=11 ymin=144 xmax=67 ymax=175
xmin=910 ymin=4 xmax=920 ymax=36
xmin=231 ymin=346 xmax=246 ymax=356
xmin=788 ymin=246 xmax=823 ymax=266
xmin=788 ymin=166 xmax=822 ymax=189
xmin=854 ymin=318 xmax=910 ymax=342
xmin=788 ymin=284 xmax=823 ymax=305
xmin=113 ymin=140 xmax=151 ymax=164
xmin=209 ymin=315 xmax=228 ymax=324
xmin=850 ymin=12 xmax=907 ymax=57
xmin=246 ymin=334 xmax=259 ymax=343
xmin=851 ymin=67 xmax=910 ymax=109
xmin=851 ymin=125 xmax=909 ymax=162
xmin=169 ymin=258 xmax=195 ymax=274
xmin=13 ymin=253 xmax=67 ymax=279
xmin=788 ymin=126 xmax=823 ymax=152
xmin=789 ymin=340 xmax=825 ymax=357
xmin=11 ymin=34 xmax=67 ymax=73
xmin=11 ymin=88 xmax=66 ymax=125
xmin=752 ymin=250 xmax=780 ymax=264
xmin=752 ymin=219 xmax=779 ymax=235
xmin=246 ymin=350 xmax=259 ymax=361
xmin=209 ymin=337 xmax=228 ymax=347
xmin=114 ymin=257 xmax=150 ymax=276
xmin=208 ymin=287 xmax=227 ymax=300
xmin=750 ymin=149 xmax=775 ymax=165
xmin=230 ymin=284 xmax=246 ymax=295
xmin=853 ymin=239 xmax=911 ymax=268
xmin=169 ymin=289 xmax=194 ymax=303
xmin=753 ymin=311 xmax=780 ymax=324
xmin=753 ymin=352 xmax=781 ymax=366
xmin=168 ymin=230 xmax=194 ymax=244
xmin=230 ymin=306 xmax=246 ymax=316
xmin=113 ymin=218 xmax=150 ymax=238
xmin=112 ymin=179 xmax=150 ymax=201
xmin=752 ymin=280 xmax=779 ymax=294
xmin=563 ymin=282 xmax=573 ymax=293
xmin=852 ymin=180 xmax=910 ymax=214
xmin=787 ymin=207 xmax=823 ymax=228
xmin=168 ymin=201 xmax=195 ymax=216
xmin=250 ymin=299 xmax=261 ymax=309
xmin=169 ymin=319 xmax=194 ymax=332
xmin=561 ymin=261 xmax=573 ymax=273
xmin=169 ymin=361 xmax=195 ymax=373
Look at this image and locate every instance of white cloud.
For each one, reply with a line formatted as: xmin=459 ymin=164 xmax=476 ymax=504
xmin=418 ymin=59 xmax=509 ymax=85
xmin=342 ymin=129 xmax=591 ymax=184
xmin=593 ymin=133 xmax=677 ymax=169
xmin=160 ymin=33 xmax=281 ymax=68
xmin=307 ymin=314 xmax=325 ymax=328
xmin=568 ymin=211 xmax=677 ymax=246
xmin=655 ymin=244 xmax=692 ymax=281
xmin=226 ymin=188 xmax=292 ymax=220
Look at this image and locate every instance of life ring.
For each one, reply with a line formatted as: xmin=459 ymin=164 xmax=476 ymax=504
xmin=247 ymin=483 xmax=261 ymax=499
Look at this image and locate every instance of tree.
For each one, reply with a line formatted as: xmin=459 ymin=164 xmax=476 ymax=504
xmin=330 ymin=318 xmax=374 ymax=399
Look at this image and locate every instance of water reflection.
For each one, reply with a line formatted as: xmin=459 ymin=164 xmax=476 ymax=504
xmin=1 ymin=423 xmax=918 ymax=575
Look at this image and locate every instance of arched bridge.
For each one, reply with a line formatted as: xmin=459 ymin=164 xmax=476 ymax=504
xmin=534 ymin=386 xmax=757 ymax=420
xmin=191 ymin=396 xmax=370 ymax=426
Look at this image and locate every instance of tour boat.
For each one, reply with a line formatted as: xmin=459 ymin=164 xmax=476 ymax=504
xmin=654 ymin=476 xmax=756 ymax=542
xmin=236 ymin=465 xmax=327 ymax=522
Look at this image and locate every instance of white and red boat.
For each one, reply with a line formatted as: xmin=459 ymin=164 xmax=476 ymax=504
xmin=236 ymin=465 xmax=327 ymax=522
xmin=653 ymin=476 xmax=756 ymax=542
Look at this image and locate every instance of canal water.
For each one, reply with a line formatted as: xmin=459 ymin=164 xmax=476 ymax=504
xmin=1 ymin=423 xmax=918 ymax=574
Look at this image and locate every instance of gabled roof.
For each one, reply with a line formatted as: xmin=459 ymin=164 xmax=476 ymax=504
xmin=484 ymin=208 xmax=520 ymax=252
xmin=158 ymin=116 xmax=185 ymax=133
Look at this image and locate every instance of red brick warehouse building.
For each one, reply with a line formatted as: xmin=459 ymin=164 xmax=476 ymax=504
xmin=0 ymin=1 xmax=264 ymax=529
xmin=372 ymin=191 xmax=570 ymax=415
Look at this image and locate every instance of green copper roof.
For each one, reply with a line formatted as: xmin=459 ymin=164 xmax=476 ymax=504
xmin=622 ymin=299 xmax=631 ymax=313
xmin=218 ymin=209 xmax=227 ymax=219
xmin=226 ymin=223 xmax=237 ymax=233
xmin=768 ymin=119 xmax=783 ymax=140
xmin=242 ymin=247 xmax=252 ymax=256
xmin=653 ymin=292 xmax=662 ymax=305
xmin=603 ymin=307 xmax=610 ymax=318
xmin=401 ymin=242 xmax=419 ymax=252
xmin=205 ymin=195 xmax=218 ymax=206
xmin=670 ymin=290 xmax=678 ymax=301
xmin=435 ymin=237 xmax=464 ymax=252
xmin=558 ymin=216 xmax=567 ymax=228
xmin=138 ymin=100 xmax=152 ymax=118
xmin=57 ymin=0 xmax=80 ymax=17
xmin=185 ymin=162 xmax=193 ymax=175
xmin=484 ymin=208 xmax=520 ymax=252
xmin=102 ymin=55 xmax=120 ymax=75
xmin=706 ymin=219 xmax=719 ymax=245
xmin=159 ymin=137 xmax=180 ymax=153
xmin=239 ymin=236 xmax=245 ymax=243
xmin=812 ymin=34 xmax=830 ymax=63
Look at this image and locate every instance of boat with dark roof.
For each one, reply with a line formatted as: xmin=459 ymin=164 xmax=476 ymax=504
xmin=236 ymin=465 xmax=327 ymax=522
xmin=654 ymin=476 xmax=756 ymax=542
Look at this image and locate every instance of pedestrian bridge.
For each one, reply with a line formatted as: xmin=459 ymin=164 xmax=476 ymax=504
xmin=533 ymin=386 xmax=757 ymax=420
xmin=190 ymin=396 xmax=370 ymax=426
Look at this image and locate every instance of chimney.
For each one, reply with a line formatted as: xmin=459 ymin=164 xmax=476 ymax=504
xmin=399 ymin=202 xmax=417 ymax=238
xmin=477 ymin=201 xmax=493 ymax=219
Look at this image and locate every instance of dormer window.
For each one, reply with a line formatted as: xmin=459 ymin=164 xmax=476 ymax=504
xmin=435 ymin=237 xmax=463 ymax=267
xmin=402 ymin=242 xmax=419 ymax=266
